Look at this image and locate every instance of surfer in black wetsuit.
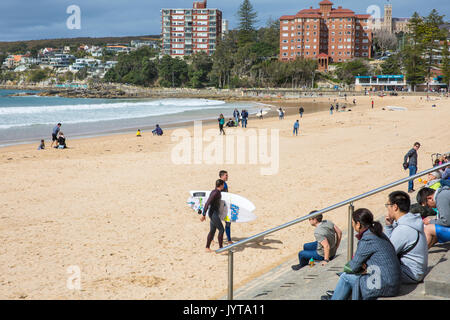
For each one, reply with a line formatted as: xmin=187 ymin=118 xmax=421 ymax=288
xmin=200 ymin=179 xmax=225 ymax=252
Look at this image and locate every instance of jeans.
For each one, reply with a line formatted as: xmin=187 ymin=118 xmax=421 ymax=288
xmin=225 ymin=221 xmax=231 ymax=241
xmin=242 ymin=118 xmax=247 ymax=128
xmin=297 ymin=241 xmax=324 ymax=267
xmin=331 ymin=273 xmax=359 ymax=300
xmin=409 ymin=165 xmax=417 ymax=191
xmin=293 ymin=127 xmax=298 ymax=136
xmin=235 ymin=116 xmax=239 ymax=125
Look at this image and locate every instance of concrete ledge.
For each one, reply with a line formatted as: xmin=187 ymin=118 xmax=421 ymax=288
xmin=226 ymin=234 xmax=450 ymax=300
xmin=424 ymin=243 xmax=450 ymax=298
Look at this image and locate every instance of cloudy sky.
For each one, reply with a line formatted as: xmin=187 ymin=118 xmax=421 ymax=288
xmin=0 ymin=0 xmax=447 ymax=41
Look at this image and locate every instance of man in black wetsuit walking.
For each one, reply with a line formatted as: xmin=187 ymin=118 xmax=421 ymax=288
xmin=200 ymin=179 xmax=225 ymax=252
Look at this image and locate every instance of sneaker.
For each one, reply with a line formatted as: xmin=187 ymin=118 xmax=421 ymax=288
xmin=326 ymin=290 xmax=334 ymax=297
xmin=408 ymin=189 xmax=415 ymax=193
xmin=291 ymin=264 xmax=302 ymax=271
xmin=320 ymin=295 xmax=331 ymax=300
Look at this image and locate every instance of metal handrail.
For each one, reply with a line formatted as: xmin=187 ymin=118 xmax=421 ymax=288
xmin=216 ymin=162 xmax=450 ymax=300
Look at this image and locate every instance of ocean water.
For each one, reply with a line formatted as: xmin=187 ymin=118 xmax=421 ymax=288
xmin=0 ymin=90 xmax=265 ymax=147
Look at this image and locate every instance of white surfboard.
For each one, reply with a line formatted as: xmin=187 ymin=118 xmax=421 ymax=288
xmin=189 ymin=190 xmax=256 ymax=212
xmin=187 ymin=190 xmax=256 ymax=223
xmin=386 ymin=106 xmax=408 ymax=111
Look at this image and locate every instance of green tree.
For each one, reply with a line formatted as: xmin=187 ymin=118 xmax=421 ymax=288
xmin=402 ymin=43 xmax=425 ymax=91
xmin=76 ymin=67 xmax=89 ymax=81
xmin=29 ymin=69 xmax=48 ymax=83
xmin=335 ymin=59 xmax=370 ymax=85
xmin=157 ymin=55 xmax=188 ymax=87
xmin=237 ymin=0 xmax=258 ymax=45
xmin=103 ymin=47 xmax=158 ymax=86
xmin=187 ymin=52 xmax=213 ymax=88
xmin=381 ymin=54 xmax=402 ymax=75
xmin=421 ymin=10 xmax=446 ymax=89
xmin=210 ymin=31 xmax=238 ymax=88
xmin=441 ymin=40 xmax=450 ymax=89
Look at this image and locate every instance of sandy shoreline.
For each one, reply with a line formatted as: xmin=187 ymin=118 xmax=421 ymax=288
xmin=0 ymin=94 xmax=449 ymax=300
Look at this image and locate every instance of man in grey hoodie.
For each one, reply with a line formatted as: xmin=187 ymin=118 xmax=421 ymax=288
xmin=419 ymin=186 xmax=450 ymax=248
xmin=384 ymin=191 xmax=428 ymax=284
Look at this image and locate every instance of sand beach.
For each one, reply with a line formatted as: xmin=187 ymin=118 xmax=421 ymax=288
xmin=0 ymin=93 xmax=449 ymax=299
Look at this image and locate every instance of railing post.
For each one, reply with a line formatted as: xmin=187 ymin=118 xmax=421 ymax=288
xmin=347 ymin=203 xmax=354 ymax=261
xmin=227 ymin=250 xmax=234 ymax=300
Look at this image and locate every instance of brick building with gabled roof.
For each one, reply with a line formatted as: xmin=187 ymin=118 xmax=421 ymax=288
xmin=279 ymin=0 xmax=372 ymax=71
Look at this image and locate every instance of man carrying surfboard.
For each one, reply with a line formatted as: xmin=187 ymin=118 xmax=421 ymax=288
xmin=200 ymin=179 xmax=226 ymax=252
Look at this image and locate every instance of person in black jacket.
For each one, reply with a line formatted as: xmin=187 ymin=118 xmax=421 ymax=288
xmin=403 ymin=142 xmax=421 ymax=193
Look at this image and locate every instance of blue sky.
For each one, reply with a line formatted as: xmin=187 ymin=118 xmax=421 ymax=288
xmin=0 ymin=0 xmax=447 ymax=41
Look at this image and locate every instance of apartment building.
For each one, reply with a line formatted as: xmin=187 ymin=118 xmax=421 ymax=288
xmin=279 ymin=0 xmax=372 ymax=70
xmin=161 ymin=0 xmax=222 ymax=57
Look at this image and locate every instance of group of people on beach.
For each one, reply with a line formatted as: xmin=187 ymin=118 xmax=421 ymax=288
xmin=292 ymin=180 xmax=449 ymax=300
xmin=135 ymin=124 xmax=164 ymax=137
xmin=217 ymin=109 xmax=250 ymax=135
xmin=38 ymin=123 xmax=67 ymax=150
xmin=290 ymin=145 xmax=450 ymax=300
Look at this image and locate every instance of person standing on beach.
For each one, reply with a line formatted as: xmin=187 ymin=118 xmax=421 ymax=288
xmin=200 ymin=179 xmax=226 ymax=252
xmin=51 ymin=123 xmax=61 ymax=148
xmin=241 ymin=109 xmax=248 ymax=128
xmin=219 ymin=170 xmax=233 ymax=244
xmin=218 ymin=114 xmax=225 ymax=135
xmin=371 ymin=100 xmax=374 ymax=109
xmin=299 ymin=106 xmax=304 ymax=118
xmin=403 ymin=142 xmax=421 ymax=193
xmin=330 ymin=105 xmax=334 ymax=115
xmin=293 ymin=120 xmax=300 ymax=136
xmin=278 ymin=108 xmax=283 ymax=120
xmin=233 ymin=109 xmax=240 ymax=125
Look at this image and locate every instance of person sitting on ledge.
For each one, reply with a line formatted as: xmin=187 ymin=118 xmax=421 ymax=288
xmin=291 ymin=211 xmax=342 ymax=271
xmin=419 ymin=186 xmax=450 ymax=248
xmin=321 ymin=208 xmax=400 ymax=300
xmin=384 ymin=191 xmax=428 ymax=284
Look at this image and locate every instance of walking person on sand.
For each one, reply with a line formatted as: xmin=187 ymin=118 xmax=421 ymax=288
xmin=200 ymin=179 xmax=226 ymax=252
xmin=299 ymin=106 xmax=304 ymax=118
xmin=218 ymin=114 xmax=225 ymax=135
xmin=293 ymin=120 xmax=300 ymax=136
